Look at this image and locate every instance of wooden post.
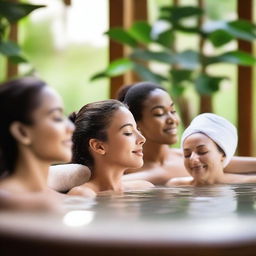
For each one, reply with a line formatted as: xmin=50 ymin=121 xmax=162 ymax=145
xmin=63 ymin=0 xmax=71 ymax=5
xmin=123 ymin=0 xmax=148 ymax=86
xmin=109 ymin=0 xmax=126 ymax=98
xmin=237 ymin=0 xmax=253 ymax=156
xmin=198 ymin=0 xmax=213 ymax=114
xmin=7 ymin=0 xmax=18 ymax=79
xmin=109 ymin=0 xmax=148 ymax=98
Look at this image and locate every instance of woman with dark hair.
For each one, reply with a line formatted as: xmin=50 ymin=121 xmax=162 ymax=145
xmin=120 ymin=81 xmax=256 ymax=185
xmin=49 ymin=81 xmax=256 ymax=189
xmin=0 ymin=77 xmax=74 ymax=210
xmin=67 ymin=99 xmax=153 ymax=197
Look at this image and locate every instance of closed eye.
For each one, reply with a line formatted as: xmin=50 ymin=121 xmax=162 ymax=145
xmin=124 ymin=132 xmax=133 ymax=136
xmin=198 ymin=151 xmax=208 ymax=155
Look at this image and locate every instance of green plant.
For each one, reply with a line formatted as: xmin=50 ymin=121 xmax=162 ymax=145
xmin=0 ymin=0 xmax=44 ymax=67
xmin=91 ymin=5 xmax=256 ymax=125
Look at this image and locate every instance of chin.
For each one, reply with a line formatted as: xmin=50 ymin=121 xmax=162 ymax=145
xmin=55 ymin=154 xmax=72 ymax=163
xmin=129 ymin=160 xmax=144 ymax=169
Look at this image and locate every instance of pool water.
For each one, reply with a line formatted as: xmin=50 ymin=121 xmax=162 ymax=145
xmin=0 ymin=184 xmax=256 ymax=255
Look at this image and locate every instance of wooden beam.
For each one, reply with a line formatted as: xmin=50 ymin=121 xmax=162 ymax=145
xmin=237 ymin=0 xmax=253 ymax=156
xmin=109 ymin=0 xmax=148 ymax=98
xmin=63 ymin=0 xmax=71 ymax=6
xmin=7 ymin=0 xmax=18 ymax=79
xmin=109 ymin=0 xmax=126 ymax=98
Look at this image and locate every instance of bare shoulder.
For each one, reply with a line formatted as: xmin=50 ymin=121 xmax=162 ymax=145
xmin=223 ymin=173 xmax=256 ymax=184
xmin=48 ymin=164 xmax=91 ymax=192
xmin=68 ymin=185 xmax=96 ymax=198
xmin=0 ymin=189 xmax=62 ymax=211
xmin=166 ymin=176 xmax=193 ymax=186
xmin=168 ymin=147 xmax=183 ymax=157
xmin=123 ymin=180 xmax=155 ymax=191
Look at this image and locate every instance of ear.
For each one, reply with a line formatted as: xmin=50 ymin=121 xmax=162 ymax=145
xmin=88 ymin=138 xmax=106 ymax=155
xmin=9 ymin=121 xmax=32 ymax=146
xmin=220 ymin=154 xmax=226 ymax=165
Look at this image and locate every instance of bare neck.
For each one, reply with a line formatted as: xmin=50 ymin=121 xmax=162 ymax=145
xmin=192 ymin=168 xmax=225 ymax=186
xmin=88 ymin=161 xmax=125 ymax=193
xmin=143 ymin=140 xmax=170 ymax=164
xmin=8 ymin=150 xmax=50 ymax=192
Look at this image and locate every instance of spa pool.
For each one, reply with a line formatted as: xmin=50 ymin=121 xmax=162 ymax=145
xmin=0 ymin=184 xmax=256 ymax=256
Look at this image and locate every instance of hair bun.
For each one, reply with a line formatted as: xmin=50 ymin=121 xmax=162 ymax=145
xmin=69 ymin=112 xmax=77 ymax=123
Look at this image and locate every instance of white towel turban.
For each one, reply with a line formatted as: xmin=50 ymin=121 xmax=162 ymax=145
xmin=181 ymin=113 xmax=238 ymax=167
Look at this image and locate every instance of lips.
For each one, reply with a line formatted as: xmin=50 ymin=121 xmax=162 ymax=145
xmin=62 ymin=139 xmax=73 ymax=147
xmin=163 ymin=127 xmax=177 ymax=135
xmin=191 ymin=165 xmax=203 ymax=171
xmin=132 ymin=149 xmax=143 ymax=157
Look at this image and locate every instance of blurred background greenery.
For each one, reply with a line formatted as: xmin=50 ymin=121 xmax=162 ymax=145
xmin=0 ymin=0 xmax=255 ymax=153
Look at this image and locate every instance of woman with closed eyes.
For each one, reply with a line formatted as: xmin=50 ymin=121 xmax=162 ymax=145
xmin=166 ymin=113 xmax=256 ymax=186
xmin=67 ymin=99 xmax=154 ymax=197
xmin=0 ymin=77 xmax=74 ymax=210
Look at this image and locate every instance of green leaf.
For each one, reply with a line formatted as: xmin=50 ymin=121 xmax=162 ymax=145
xmin=131 ymin=49 xmax=175 ymax=64
xmin=208 ymin=29 xmax=234 ymax=47
xmin=0 ymin=2 xmax=45 ymax=23
xmin=203 ymin=20 xmax=256 ymax=41
xmin=227 ymin=20 xmax=256 ymax=41
xmin=155 ymin=29 xmax=174 ymax=47
xmin=128 ymin=21 xmax=152 ymax=44
xmin=205 ymin=51 xmax=256 ymax=66
xmin=195 ymin=74 xmax=226 ymax=95
xmin=174 ymin=50 xmax=200 ymax=70
xmin=91 ymin=58 xmax=134 ymax=81
xmin=170 ymin=69 xmax=193 ymax=96
xmin=160 ymin=6 xmax=203 ymax=22
xmin=105 ymin=28 xmax=137 ymax=47
xmin=0 ymin=40 xmax=20 ymax=56
xmin=9 ymin=55 xmax=27 ymax=63
xmin=90 ymin=72 xmax=108 ymax=81
xmin=106 ymin=58 xmax=134 ymax=76
xmin=170 ymin=69 xmax=193 ymax=84
xmin=134 ymin=63 xmax=167 ymax=84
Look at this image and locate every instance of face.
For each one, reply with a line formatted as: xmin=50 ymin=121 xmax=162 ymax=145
xmin=103 ymin=107 xmax=146 ymax=169
xmin=138 ymin=89 xmax=180 ymax=145
xmin=25 ymin=87 xmax=74 ymax=163
xmin=183 ymin=133 xmax=225 ymax=183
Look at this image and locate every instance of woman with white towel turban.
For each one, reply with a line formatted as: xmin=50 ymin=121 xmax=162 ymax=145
xmin=166 ymin=113 xmax=256 ymax=186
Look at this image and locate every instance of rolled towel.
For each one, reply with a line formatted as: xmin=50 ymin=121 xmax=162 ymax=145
xmin=181 ymin=113 xmax=238 ymax=167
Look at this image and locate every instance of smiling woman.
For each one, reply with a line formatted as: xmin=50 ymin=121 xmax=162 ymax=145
xmin=0 ymin=77 xmax=74 ymax=211
xmin=166 ymin=113 xmax=256 ymax=186
xmin=67 ymin=99 xmax=154 ymax=197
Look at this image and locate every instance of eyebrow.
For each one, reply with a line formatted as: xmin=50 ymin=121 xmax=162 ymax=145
xmin=151 ymin=103 xmax=174 ymax=111
xmin=184 ymin=144 xmax=206 ymax=151
xmin=119 ymin=123 xmax=133 ymax=130
xmin=47 ymin=107 xmax=63 ymax=115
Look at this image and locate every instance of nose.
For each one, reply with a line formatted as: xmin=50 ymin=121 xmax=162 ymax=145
xmin=136 ymin=130 xmax=146 ymax=145
xmin=66 ymin=118 xmax=75 ymax=133
xmin=190 ymin=152 xmax=200 ymax=163
xmin=166 ymin=112 xmax=176 ymax=124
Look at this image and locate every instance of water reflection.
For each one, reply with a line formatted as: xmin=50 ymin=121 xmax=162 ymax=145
xmin=60 ymin=184 xmax=256 ymax=224
xmin=63 ymin=210 xmax=95 ymax=227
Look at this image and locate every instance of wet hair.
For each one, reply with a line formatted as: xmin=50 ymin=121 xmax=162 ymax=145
xmin=121 ymin=82 xmax=167 ymax=122
xmin=115 ymin=84 xmax=133 ymax=102
xmin=70 ymin=99 xmax=127 ymax=169
xmin=0 ymin=76 xmax=46 ymax=176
